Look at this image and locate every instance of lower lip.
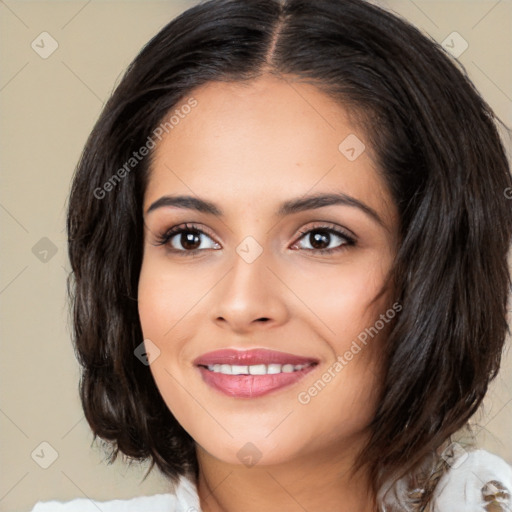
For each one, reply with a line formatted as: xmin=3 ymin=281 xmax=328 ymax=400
xmin=197 ymin=365 xmax=317 ymax=398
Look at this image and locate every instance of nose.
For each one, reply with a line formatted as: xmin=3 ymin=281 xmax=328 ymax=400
xmin=210 ymin=247 xmax=290 ymax=334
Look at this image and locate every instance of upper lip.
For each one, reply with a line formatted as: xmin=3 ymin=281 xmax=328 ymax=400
xmin=194 ymin=349 xmax=319 ymax=367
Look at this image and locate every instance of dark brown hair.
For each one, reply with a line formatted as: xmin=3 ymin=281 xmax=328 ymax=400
xmin=67 ymin=0 xmax=512 ymax=505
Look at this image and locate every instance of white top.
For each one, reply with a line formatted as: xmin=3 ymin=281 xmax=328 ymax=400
xmin=29 ymin=449 xmax=512 ymax=511
xmin=29 ymin=474 xmax=200 ymax=512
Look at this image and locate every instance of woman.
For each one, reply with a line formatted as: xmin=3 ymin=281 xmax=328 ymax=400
xmin=31 ymin=0 xmax=512 ymax=510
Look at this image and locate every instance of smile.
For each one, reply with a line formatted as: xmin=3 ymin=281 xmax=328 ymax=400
xmin=194 ymin=348 xmax=319 ymax=398
xmin=202 ymin=362 xmax=315 ymax=375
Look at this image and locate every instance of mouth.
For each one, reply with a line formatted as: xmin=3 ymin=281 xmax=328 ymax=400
xmin=194 ymin=348 xmax=319 ymax=398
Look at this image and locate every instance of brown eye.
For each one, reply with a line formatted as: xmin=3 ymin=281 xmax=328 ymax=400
xmin=177 ymin=230 xmax=202 ymax=251
xmin=308 ymin=230 xmax=331 ymax=250
xmin=168 ymin=228 xmax=219 ymax=252
xmin=155 ymin=223 xmax=221 ymax=254
xmin=293 ymin=226 xmax=355 ymax=254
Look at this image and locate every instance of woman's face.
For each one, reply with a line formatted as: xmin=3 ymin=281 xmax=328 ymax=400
xmin=138 ymin=75 xmax=399 ymax=468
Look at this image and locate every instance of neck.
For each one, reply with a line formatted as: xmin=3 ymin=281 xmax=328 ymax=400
xmin=195 ymin=441 xmax=377 ymax=512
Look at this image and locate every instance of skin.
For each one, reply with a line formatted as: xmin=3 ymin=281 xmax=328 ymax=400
xmin=138 ymin=74 xmax=400 ymax=512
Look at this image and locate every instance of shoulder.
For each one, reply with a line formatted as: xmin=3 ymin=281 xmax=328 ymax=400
xmin=432 ymin=448 xmax=512 ymax=511
xmin=28 ymin=474 xmax=200 ymax=512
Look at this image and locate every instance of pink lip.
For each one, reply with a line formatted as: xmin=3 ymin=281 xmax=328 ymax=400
xmin=194 ymin=349 xmax=319 ymax=398
xmin=193 ymin=348 xmax=319 ymax=366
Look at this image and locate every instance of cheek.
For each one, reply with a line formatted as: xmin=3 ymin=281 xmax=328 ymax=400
xmin=137 ymin=259 xmax=198 ymax=430
xmin=138 ymin=279 xmax=168 ymax=344
xmin=289 ymin=253 xmax=392 ymax=344
xmin=287 ymin=254 xmax=392 ymax=411
xmin=137 ymin=255 xmax=208 ymax=339
xmin=137 ymin=257 xmax=192 ymax=388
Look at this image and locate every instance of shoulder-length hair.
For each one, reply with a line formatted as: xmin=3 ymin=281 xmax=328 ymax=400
xmin=67 ymin=0 xmax=512 ymax=503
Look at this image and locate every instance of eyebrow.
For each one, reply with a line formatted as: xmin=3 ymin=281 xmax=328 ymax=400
xmin=145 ymin=192 xmax=385 ymax=227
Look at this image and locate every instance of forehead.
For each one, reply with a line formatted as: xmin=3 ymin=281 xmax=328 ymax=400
xmin=146 ymin=75 xmax=395 ymax=227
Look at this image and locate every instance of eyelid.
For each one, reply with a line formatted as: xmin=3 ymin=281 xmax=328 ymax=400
xmin=293 ymin=222 xmax=356 ymax=244
xmin=289 ymin=223 xmax=356 ymax=255
xmin=153 ymin=221 xmax=357 ymax=255
xmin=152 ymin=222 xmax=220 ymax=249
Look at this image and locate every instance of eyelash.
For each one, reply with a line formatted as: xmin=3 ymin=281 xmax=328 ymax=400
xmin=153 ymin=222 xmax=356 ymax=256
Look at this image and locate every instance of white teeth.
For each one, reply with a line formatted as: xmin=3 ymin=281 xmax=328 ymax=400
xmin=220 ymin=364 xmax=232 ymax=374
xmin=249 ymin=364 xmax=267 ymax=375
xmin=206 ymin=363 xmax=310 ymax=375
xmin=267 ymin=364 xmax=282 ymax=374
xmin=231 ymin=365 xmax=248 ymax=374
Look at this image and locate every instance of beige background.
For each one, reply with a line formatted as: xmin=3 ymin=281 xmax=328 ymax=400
xmin=0 ymin=1 xmax=511 ymax=511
